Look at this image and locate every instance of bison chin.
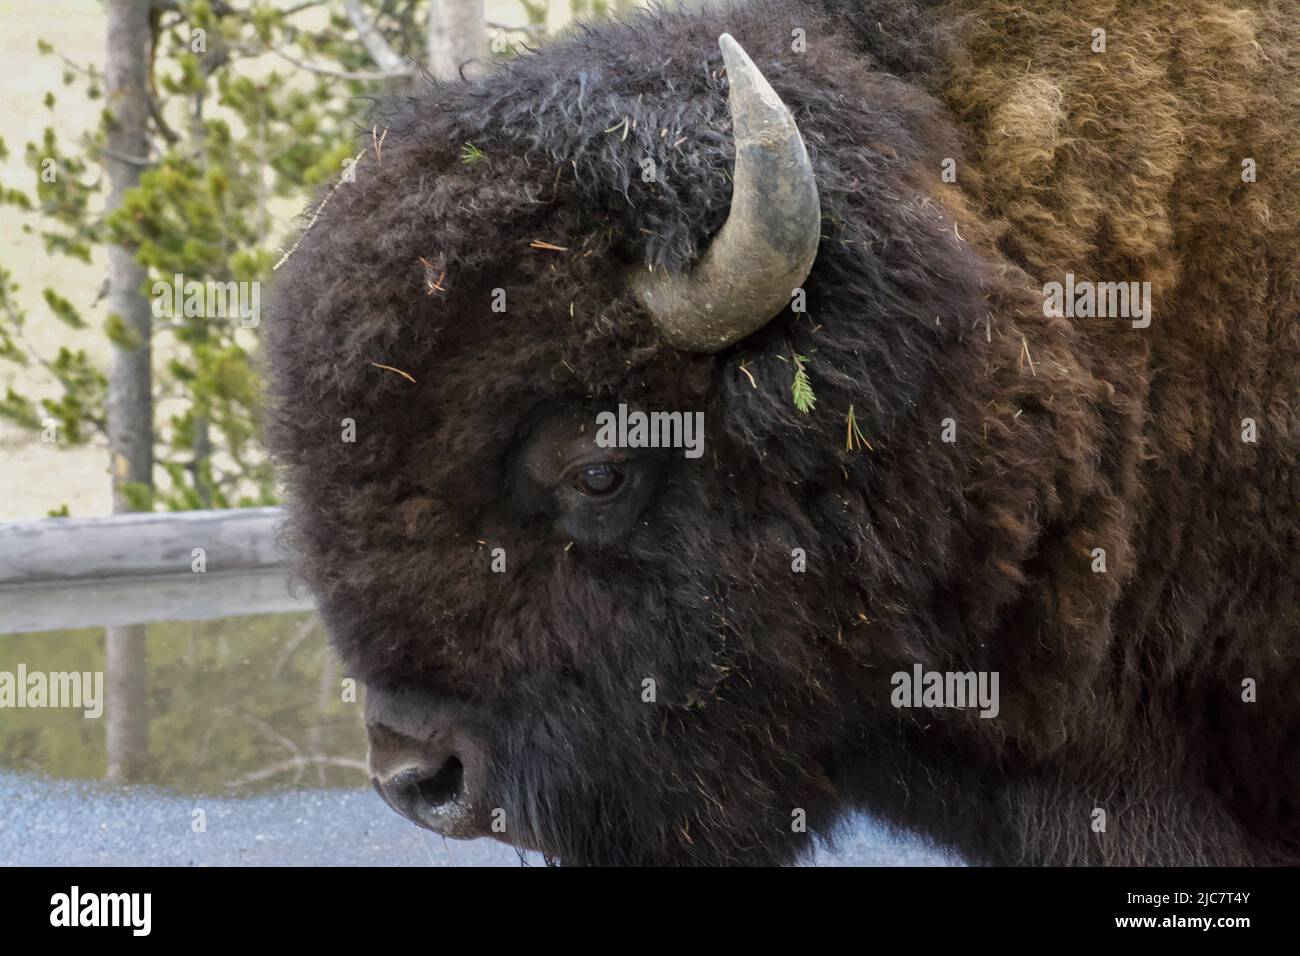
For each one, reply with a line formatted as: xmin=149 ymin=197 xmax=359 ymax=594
xmin=365 ymin=677 xmax=842 ymax=866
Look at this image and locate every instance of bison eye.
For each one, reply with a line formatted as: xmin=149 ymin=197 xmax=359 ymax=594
xmin=574 ymin=462 xmax=625 ymax=497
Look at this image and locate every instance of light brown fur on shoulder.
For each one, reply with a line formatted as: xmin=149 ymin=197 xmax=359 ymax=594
xmin=932 ymin=0 xmax=1300 ymax=860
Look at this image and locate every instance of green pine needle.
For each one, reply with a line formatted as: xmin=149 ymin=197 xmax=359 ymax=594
xmin=791 ymin=352 xmax=816 ymax=413
xmin=460 ymin=141 xmax=487 ymax=165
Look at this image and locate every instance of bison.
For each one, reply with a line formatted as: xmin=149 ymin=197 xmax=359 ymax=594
xmin=266 ymin=0 xmax=1299 ymax=865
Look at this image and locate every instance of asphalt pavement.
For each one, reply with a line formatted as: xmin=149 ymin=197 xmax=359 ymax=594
xmin=0 ymin=771 xmax=960 ymax=866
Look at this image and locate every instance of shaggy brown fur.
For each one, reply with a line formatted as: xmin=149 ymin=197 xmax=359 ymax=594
xmin=266 ymin=0 xmax=1299 ymax=864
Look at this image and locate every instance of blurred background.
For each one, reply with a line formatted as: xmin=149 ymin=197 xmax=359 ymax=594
xmin=0 ymin=0 xmax=955 ymax=866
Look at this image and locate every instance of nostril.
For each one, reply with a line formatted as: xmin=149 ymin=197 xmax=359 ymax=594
xmin=367 ymin=716 xmax=484 ymax=836
xmin=414 ymin=755 xmax=464 ymax=809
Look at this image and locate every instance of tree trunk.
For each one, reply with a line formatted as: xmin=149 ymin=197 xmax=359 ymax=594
xmin=427 ymin=0 xmax=486 ymax=81
xmin=105 ymin=624 xmax=149 ymax=782
xmin=104 ymin=0 xmax=154 ymax=513
xmin=190 ymin=88 xmax=213 ymax=508
xmin=103 ymin=0 xmax=155 ymax=782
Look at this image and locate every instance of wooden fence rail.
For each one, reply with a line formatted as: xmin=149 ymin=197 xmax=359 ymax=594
xmin=0 ymin=508 xmax=314 ymax=634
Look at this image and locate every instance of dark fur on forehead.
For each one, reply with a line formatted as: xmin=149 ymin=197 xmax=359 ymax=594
xmin=380 ymin=0 xmax=948 ymax=272
xmin=267 ymin=0 xmax=981 ymax=452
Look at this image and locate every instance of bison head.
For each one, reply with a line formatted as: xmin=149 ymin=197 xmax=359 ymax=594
xmin=268 ymin=2 xmax=1055 ymax=865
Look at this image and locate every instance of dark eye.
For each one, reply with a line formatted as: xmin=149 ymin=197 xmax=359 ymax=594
xmin=574 ymin=462 xmax=625 ymax=497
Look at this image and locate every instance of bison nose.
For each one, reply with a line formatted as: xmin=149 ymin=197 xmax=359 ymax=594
xmin=370 ymin=755 xmax=472 ymax=835
xmin=365 ymin=693 xmax=488 ymax=838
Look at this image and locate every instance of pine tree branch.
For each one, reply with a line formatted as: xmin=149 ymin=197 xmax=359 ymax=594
xmin=267 ymin=46 xmax=413 ymax=80
xmin=101 ymin=146 xmax=155 ymax=167
xmin=342 ymin=0 xmax=415 ymax=75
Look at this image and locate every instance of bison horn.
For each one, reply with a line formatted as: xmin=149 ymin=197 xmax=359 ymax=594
xmin=632 ymin=33 xmax=822 ymax=353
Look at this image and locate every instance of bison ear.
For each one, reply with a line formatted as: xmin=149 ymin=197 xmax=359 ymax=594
xmin=631 ymin=33 xmax=821 ymax=353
